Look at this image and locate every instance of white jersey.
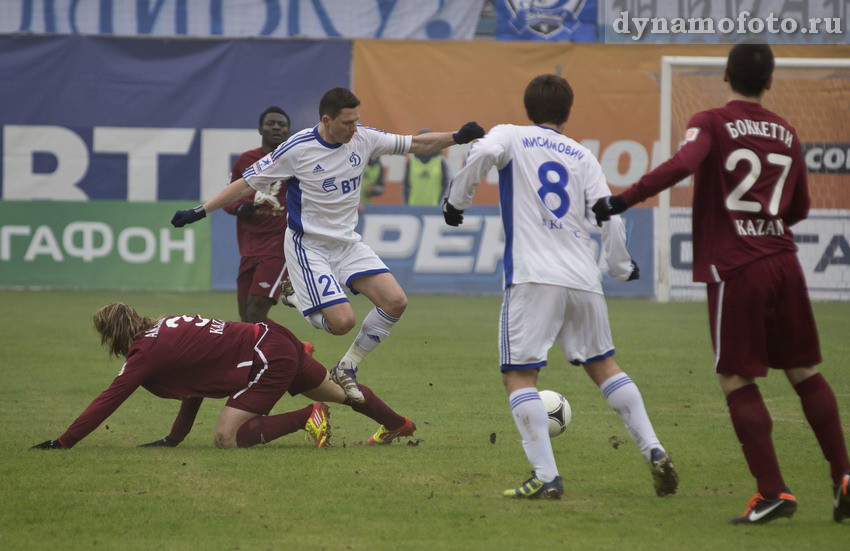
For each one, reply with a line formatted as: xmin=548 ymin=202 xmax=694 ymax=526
xmin=243 ymin=124 xmax=411 ymax=242
xmin=447 ymin=124 xmax=633 ymax=293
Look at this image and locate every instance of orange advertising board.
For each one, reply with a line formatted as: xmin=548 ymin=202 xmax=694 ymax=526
xmin=352 ymin=41 xmax=850 ymax=207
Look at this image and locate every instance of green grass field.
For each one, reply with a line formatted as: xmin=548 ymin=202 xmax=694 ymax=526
xmin=1 ymin=291 xmax=848 ymax=550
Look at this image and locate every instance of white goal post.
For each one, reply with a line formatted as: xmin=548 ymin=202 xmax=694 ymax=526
xmin=657 ymin=56 xmax=850 ymax=302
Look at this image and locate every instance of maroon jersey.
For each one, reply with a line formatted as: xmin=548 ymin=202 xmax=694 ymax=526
xmin=58 ymin=315 xmax=259 ymax=447
xmin=224 ymin=147 xmax=287 ymax=258
xmin=622 ymin=100 xmax=809 ymax=283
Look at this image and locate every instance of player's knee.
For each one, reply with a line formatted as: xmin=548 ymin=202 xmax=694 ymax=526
xmin=326 ymin=314 xmax=356 ymax=335
xmin=213 ymin=430 xmax=236 ymax=449
xmin=381 ymin=292 xmax=408 ymax=318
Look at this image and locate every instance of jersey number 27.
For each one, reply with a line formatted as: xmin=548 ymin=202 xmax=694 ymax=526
xmin=724 ymin=148 xmax=792 ymax=216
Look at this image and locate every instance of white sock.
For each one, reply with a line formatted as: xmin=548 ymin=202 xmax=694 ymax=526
xmin=341 ymin=307 xmax=399 ymax=366
xmin=306 ymin=312 xmax=333 ymax=334
xmin=508 ymin=388 xmax=559 ymax=482
xmin=600 ymin=372 xmax=662 ymax=461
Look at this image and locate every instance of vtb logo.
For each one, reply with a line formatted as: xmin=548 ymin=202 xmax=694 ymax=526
xmin=349 ymin=152 xmax=362 ymax=167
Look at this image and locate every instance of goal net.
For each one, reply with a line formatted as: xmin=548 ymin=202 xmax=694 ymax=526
xmin=658 ymin=56 xmax=850 ymax=302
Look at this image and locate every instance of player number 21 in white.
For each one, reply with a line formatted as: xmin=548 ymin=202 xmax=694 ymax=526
xmin=724 ymin=148 xmax=792 ymax=216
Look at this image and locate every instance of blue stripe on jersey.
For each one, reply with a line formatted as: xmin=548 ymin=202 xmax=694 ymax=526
xmin=292 ymin=231 xmax=321 ymax=308
xmin=286 ymin=177 xmax=303 ymax=233
xmin=498 ymin=161 xmax=514 ymax=287
xmin=271 ymin=132 xmax=316 ymax=162
xmin=312 ymin=125 xmax=342 ymax=149
xmin=500 ymin=286 xmax=511 ymax=365
xmin=242 ymin=132 xmax=314 ymax=180
xmin=303 ymin=297 xmax=349 ymax=316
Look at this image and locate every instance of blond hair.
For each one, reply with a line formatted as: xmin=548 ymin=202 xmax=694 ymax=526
xmin=93 ymin=303 xmax=156 ymax=357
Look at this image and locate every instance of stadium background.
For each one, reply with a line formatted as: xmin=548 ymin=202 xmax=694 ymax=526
xmin=1 ymin=1 xmax=848 ymax=299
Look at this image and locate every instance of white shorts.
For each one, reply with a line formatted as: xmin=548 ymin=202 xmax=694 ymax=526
xmin=499 ymin=282 xmax=615 ymax=371
xmin=284 ymin=231 xmax=390 ymax=316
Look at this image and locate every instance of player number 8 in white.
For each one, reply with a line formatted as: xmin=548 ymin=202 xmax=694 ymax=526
xmin=724 ymin=148 xmax=792 ymax=216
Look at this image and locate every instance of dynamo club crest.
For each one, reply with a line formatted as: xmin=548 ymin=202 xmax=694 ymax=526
xmin=496 ymin=0 xmax=596 ymax=41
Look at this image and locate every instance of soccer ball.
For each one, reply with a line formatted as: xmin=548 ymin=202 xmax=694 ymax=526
xmin=539 ymin=390 xmax=572 ymax=438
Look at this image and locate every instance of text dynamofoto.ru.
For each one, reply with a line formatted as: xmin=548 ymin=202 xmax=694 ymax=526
xmin=612 ymin=10 xmax=843 ymax=41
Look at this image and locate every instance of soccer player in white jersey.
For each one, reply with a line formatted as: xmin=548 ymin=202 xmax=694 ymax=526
xmin=443 ymin=74 xmax=678 ymax=499
xmin=172 ymin=87 xmax=483 ymax=421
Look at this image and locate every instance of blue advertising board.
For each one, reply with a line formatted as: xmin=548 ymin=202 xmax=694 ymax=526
xmin=212 ymin=205 xmax=653 ymax=296
xmin=0 ymin=34 xmax=351 ymax=202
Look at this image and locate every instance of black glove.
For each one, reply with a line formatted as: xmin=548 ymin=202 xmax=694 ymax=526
xmin=591 ymin=195 xmax=627 ymax=226
xmin=628 ymin=260 xmax=640 ymax=281
xmin=31 ymin=439 xmax=65 ymax=450
xmin=452 ymin=122 xmax=485 ymax=144
xmin=171 ymin=205 xmax=206 ymax=228
xmin=234 ymin=203 xmax=257 ymax=220
xmin=442 ymin=199 xmax=464 ymax=227
xmin=139 ymin=436 xmax=180 ymax=448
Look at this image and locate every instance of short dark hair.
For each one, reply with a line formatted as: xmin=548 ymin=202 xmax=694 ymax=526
xmin=524 ymin=74 xmax=574 ymax=126
xmin=727 ymin=43 xmax=774 ymax=97
xmin=259 ymin=106 xmax=289 ymax=128
xmin=319 ymin=87 xmax=360 ymax=120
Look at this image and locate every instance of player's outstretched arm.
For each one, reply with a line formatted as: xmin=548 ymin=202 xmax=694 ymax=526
xmin=139 ymin=397 xmax=204 ymax=447
xmin=409 ymin=122 xmax=484 ymax=156
xmin=171 ymin=178 xmax=254 ymax=227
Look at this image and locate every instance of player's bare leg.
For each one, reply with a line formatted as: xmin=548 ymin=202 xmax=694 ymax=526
xmin=315 ymin=302 xmax=357 ymax=335
xmin=213 ymin=406 xmax=258 ymax=449
xmin=586 ymin=355 xmax=678 ymax=496
xmin=330 ymin=273 xmax=407 ymax=405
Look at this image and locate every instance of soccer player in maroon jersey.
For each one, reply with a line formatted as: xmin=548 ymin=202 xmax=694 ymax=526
xmin=224 ymin=106 xmax=296 ymax=324
xmin=592 ymin=43 xmax=850 ymax=524
xmin=31 ymin=303 xmax=415 ymax=450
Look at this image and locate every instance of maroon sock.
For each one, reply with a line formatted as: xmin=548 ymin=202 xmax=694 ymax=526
xmin=726 ymin=384 xmax=786 ymax=498
xmin=235 ymin=405 xmax=313 ymax=448
xmin=794 ymin=373 xmax=850 ymax=484
xmin=345 ymin=384 xmax=406 ymax=430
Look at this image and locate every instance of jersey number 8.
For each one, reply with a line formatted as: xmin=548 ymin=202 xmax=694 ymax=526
xmin=537 ymin=161 xmax=570 ymax=218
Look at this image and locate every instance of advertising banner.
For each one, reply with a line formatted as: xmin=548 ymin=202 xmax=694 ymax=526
xmin=0 ymin=201 xmax=210 ymax=290
xmin=211 ymin=205 xmax=654 ymax=296
xmin=668 ymin=209 xmax=850 ymax=301
xmin=353 ymin=40 xmax=850 ymax=205
xmin=1 ymin=0 xmax=485 ymax=40
xmin=0 ymin=34 xmax=350 ymax=202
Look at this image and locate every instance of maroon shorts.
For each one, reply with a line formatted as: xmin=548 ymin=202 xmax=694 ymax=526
xmin=226 ymin=321 xmax=327 ymax=415
xmin=236 ymin=255 xmax=286 ymax=304
xmin=707 ymin=252 xmax=821 ymax=377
